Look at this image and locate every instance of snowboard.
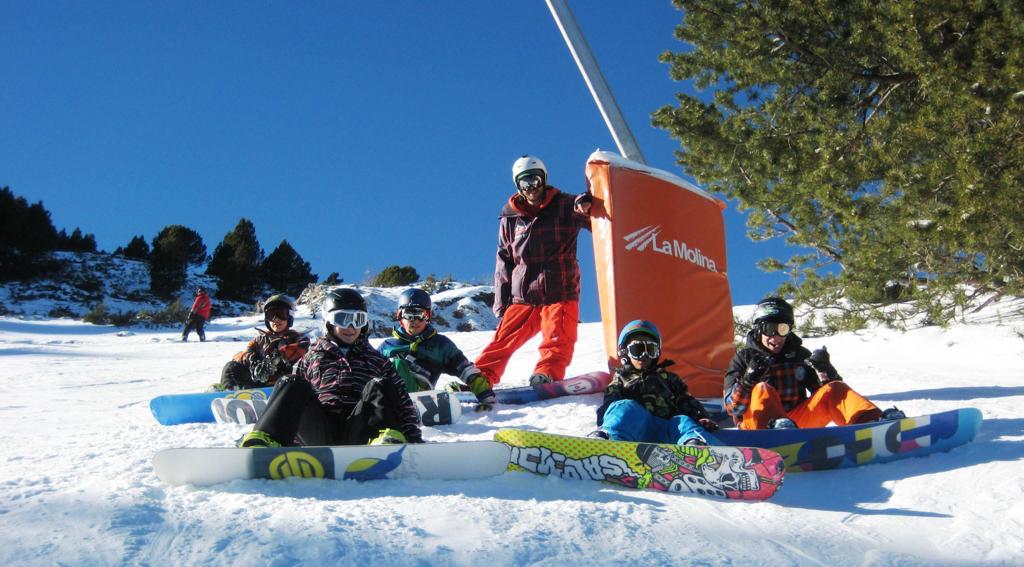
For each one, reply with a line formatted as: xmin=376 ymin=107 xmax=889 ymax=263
xmin=150 ymin=387 xmax=273 ymax=425
xmin=211 ymin=389 xmax=463 ymax=427
xmin=453 ymin=371 xmax=612 ymax=405
xmin=712 ymin=407 xmax=983 ymax=472
xmin=153 ymin=440 xmax=511 ymax=487
xmin=494 ymin=429 xmax=785 ymax=500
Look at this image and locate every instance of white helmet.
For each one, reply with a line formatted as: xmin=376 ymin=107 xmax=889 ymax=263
xmin=511 ymin=155 xmax=547 ymax=189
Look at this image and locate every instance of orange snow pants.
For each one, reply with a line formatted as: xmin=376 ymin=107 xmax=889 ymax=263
xmin=739 ymin=381 xmax=881 ymax=430
xmin=474 ymin=301 xmax=579 ymax=385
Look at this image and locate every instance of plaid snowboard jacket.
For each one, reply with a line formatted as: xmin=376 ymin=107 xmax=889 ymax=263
xmin=492 ymin=187 xmax=591 ymax=317
xmin=723 ymin=330 xmax=821 ymax=424
xmin=295 ymin=335 xmax=423 ymax=443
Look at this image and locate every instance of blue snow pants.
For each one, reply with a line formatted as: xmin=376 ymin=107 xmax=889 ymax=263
xmin=602 ymin=399 xmax=716 ymax=445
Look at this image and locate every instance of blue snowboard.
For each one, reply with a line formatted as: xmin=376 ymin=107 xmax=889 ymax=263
xmin=713 ymin=407 xmax=982 ymax=472
xmin=150 ymin=388 xmax=272 ymax=426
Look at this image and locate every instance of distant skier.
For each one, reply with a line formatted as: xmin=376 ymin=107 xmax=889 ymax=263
xmin=239 ymin=288 xmax=423 ymax=448
xmin=475 ymin=155 xmax=594 ymax=388
xmin=377 ymin=288 xmax=496 ymax=411
xmin=180 ymin=287 xmax=211 ymax=342
xmin=588 ymin=320 xmax=719 ymax=445
xmin=209 ymin=294 xmax=310 ymax=391
xmin=724 ymin=297 xmax=906 ymax=429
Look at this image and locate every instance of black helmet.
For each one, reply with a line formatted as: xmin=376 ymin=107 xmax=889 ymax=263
xmin=398 ymin=288 xmax=431 ymax=311
xmin=322 ymin=288 xmax=367 ymax=313
xmin=263 ymin=293 xmax=295 ymax=330
xmin=320 ymin=288 xmax=369 ymax=332
xmin=752 ymin=297 xmax=794 ymax=326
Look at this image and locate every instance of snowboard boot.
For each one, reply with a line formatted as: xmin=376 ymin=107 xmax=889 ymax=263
xmin=877 ymin=407 xmax=906 ymax=421
xmin=528 ymin=373 xmax=554 ymax=386
xmin=682 ymin=433 xmax=708 ymax=446
xmin=586 ymin=429 xmax=610 ymax=440
xmin=769 ymin=418 xmax=798 ymax=429
xmin=238 ymin=430 xmax=282 ymax=448
xmin=368 ymin=428 xmax=406 ymax=446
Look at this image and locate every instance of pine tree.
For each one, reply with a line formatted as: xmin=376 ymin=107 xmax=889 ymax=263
xmin=149 ymin=225 xmax=207 ymax=297
xmin=0 ymin=187 xmax=61 ymax=281
xmin=653 ymin=1 xmax=1024 ymax=321
xmin=115 ymin=235 xmax=150 ymax=260
xmin=261 ymin=240 xmax=317 ymax=297
xmin=207 ymin=218 xmax=264 ymax=302
xmin=370 ymin=265 xmax=420 ymax=287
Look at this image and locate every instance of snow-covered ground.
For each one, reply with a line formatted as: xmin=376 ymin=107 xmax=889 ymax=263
xmin=1 ymin=302 xmax=1023 ymax=565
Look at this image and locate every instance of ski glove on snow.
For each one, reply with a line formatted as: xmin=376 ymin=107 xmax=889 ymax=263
xmin=467 ymin=374 xmax=496 ymax=412
xmin=807 ymin=347 xmax=841 ymax=383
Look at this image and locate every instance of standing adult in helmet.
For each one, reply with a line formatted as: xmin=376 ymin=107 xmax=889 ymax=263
xmin=588 ymin=320 xmax=718 ymax=445
xmin=209 ymin=294 xmax=310 ymax=391
xmin=378 ymin=288 xmax=496 ymax=411
xmin=724 ymin=297 xmax=905 ymax=430
xmin=180 ymin=287 xmax=212 ymax=342
xmin=239 ymin=287 xmax=423 ymax=448
xmin=475 ymin=155 xmax=594 ymax=387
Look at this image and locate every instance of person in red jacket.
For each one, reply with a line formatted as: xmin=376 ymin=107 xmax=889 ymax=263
xmin=180 ymin=287 xmax=212 ymax=342
xmin=474 ymin=155 xmax=593 ymax=387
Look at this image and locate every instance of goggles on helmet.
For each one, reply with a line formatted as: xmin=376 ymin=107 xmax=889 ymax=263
xmin=265 ymin=305 xmax=290 ymax=322
xmin=626 ymin=340 xmax=660 ymax=359
xmin=517 ymin=174 xmax=544 ymax=192
xmin=757 ymin=321 xmax=792 ymax=337
xmin=400 ymin=307 xmax=429 ymax=322
xmin=325 ymin=309 xmax=368 ymax=329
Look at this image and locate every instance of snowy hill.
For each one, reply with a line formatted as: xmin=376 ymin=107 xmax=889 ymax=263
xmin=0 ymin=300 xmax=1022 ymax=565
xmin=0 ymin=251 xmax=498 ymax=336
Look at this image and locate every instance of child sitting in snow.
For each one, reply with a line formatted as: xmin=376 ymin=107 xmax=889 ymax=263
xmin=589 ymin=319 xmax=718 ymax=445
xmin=377 ymin=288 xmax=496 ymax=411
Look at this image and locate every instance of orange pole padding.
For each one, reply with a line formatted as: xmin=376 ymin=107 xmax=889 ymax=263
xmin=586 ymin=151 xmax=735 ymax=398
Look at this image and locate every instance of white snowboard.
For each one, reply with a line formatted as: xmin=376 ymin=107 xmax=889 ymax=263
xmin=153 ymin=441 xmax=510 ymax=486
xmin=211 ymin=389 xmax=462 ymax=427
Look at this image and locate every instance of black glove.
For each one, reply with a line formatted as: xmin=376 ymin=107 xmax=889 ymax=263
xmin=250 ymin=357 xmax=276 ymax=384
xmin=740 ymin=354 xmax=770 ymax=388
xmin=807 ymin=347 xmax=840 ymax=382
xmin=697 ymin=417 xmax=720 ymax=432
xmin=574 ymin=192 xmax=593 ymax=214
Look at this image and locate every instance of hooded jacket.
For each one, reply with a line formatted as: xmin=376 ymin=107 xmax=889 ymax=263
xmin=596 ymin=359 xmax=711 ymax=426
xmin=723 ymin=330 xmax=820 ymax=423
xmin=294 ymin=335 xmax=423 ymax=443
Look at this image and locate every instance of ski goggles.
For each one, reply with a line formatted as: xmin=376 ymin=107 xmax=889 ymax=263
xmin=264 ymin=305 xmax=290 ymax=321
xmin=516 ymin=174 xmax=544 ymax=192
xmin=400 ymin=307 xmax=429 ymax=322
xmin=626 ymin=340 xmax=660 ymax=359
xmin=324 ymin=309 xmax=368 ymax=329
xmin=757 ymin=321 xmax=792 ymax=337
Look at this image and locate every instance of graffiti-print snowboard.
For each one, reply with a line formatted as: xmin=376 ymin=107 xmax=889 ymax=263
xmin=494 ymin=429 xmax=784 ymax=500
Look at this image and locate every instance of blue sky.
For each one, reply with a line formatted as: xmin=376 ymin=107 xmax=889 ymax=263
xmin=2 ymin=1 xmax=791 ymax=321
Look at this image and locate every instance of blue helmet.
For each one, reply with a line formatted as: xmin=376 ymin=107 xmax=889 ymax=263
xmin=617 ymin=320 xmax=661 ymax=363
xmin=617 ymin=320 xmax=661 ymax=349
xmin=398 ymin=288 xmax=432 ymax=311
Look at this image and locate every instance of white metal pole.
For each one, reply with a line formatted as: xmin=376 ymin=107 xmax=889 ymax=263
xmin=545 ymin=0 xmax=646 ymax=164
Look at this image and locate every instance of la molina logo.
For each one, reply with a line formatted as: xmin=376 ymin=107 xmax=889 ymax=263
xmin=623 ymin=225 xmax=719 ymax=273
